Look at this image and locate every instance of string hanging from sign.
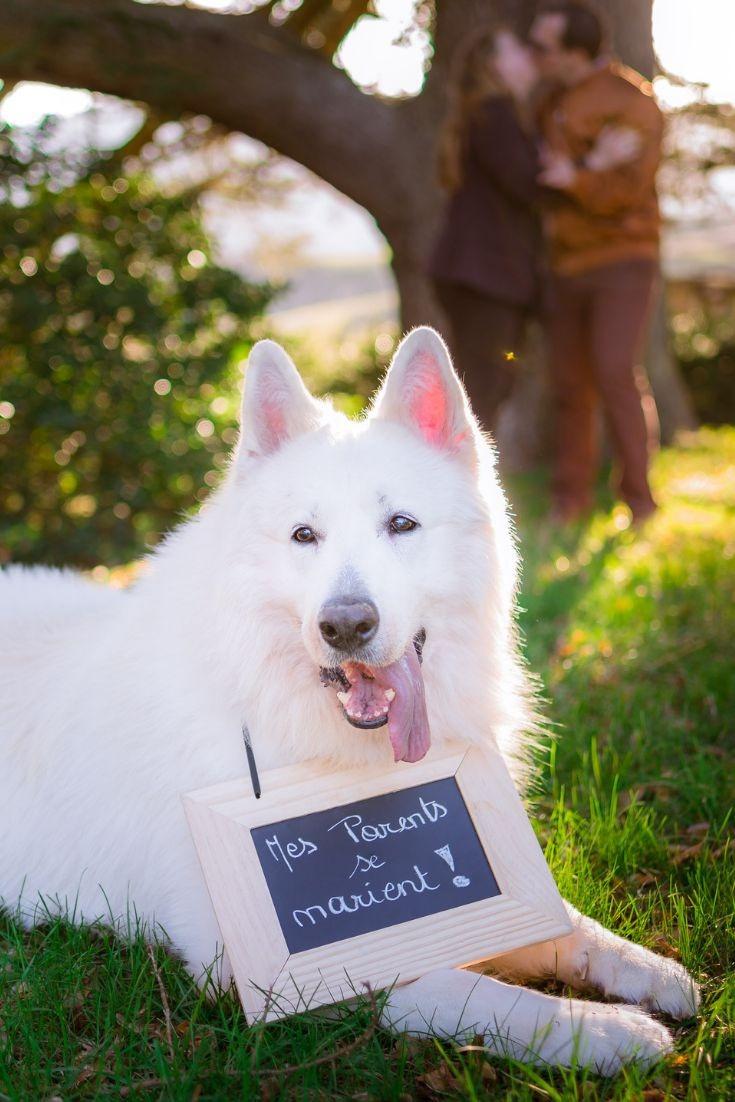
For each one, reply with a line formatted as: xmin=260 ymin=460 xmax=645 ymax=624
xmin=242 ymin=724 xmax=261 ymax=799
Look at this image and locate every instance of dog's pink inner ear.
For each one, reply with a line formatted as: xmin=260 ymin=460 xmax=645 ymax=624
xmin=258 ymin=393 xmax=287 ymax=454
xmin=406 ymin=357 xmax=449 ymax=447
xmin=249 ymin=364 xmax=297 ymax=455
xmin=241 ymin=339 xmax=320 ymax=461
xmin=403 ymin=352 xmax=469 ymax=452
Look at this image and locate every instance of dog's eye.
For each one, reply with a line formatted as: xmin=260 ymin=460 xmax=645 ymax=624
xmin=292 ymin=525 xmax=317 ymax=544
xmin=389 ymin=514 xmax=418 ymax=534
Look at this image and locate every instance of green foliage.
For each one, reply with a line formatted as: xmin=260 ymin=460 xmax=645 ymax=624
xmin=318 ymin=328 xmax=396 ymax=415
xmin=668 ymin=283 xmax=735 ymax=425
xmin=1 ymin=430 xmax=733 ymax=1099
xmin=678 ymin=348 xmax=735 ymax=425
xmin=0 ymin=120 xmax=271 ymax=567
xmin=280 ymin=326 xmax=397 ymax=420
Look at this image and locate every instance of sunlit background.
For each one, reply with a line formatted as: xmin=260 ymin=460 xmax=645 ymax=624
xmin=652 ymin=0 xmax=735 ymax=106
xmin=1 ymin=0 xmax=733 ymax=273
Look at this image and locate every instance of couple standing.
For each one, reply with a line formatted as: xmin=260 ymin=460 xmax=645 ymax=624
xmin=431 ymin=0 xmax=662 ymax=525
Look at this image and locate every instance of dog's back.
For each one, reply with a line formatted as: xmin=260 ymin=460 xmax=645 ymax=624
xmin=0 ymin=567 xmax=128 ymax=895
xmin=0 ymin=566 xmax=124 ymax=725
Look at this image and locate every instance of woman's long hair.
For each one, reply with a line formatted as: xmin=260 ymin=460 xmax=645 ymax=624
xmin=437 ymin=22 xmax=510 ymax=193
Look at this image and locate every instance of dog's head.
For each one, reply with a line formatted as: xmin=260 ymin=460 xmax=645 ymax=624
xmin=229 ymin=327 xmax=518 ymax=765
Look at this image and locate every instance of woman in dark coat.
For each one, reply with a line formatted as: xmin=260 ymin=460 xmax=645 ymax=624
xmin=430 ymin=25 xmax=540 ymax=431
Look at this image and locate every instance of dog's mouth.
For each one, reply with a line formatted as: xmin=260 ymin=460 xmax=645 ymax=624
xmin=320 ymin=630 xmax=429 ymax=764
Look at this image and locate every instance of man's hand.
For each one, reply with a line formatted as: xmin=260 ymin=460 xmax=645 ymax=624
xmin=585 ymin=125 xmax=643 ymax=172
xmin=539 ymin=124 xmax=644 ymax=191
xmin=538 ymin=148 xmax=577 ymax=190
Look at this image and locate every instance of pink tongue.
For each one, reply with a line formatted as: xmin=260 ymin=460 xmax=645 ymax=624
xmin=346 ymin=646 xmax=431 ymax=764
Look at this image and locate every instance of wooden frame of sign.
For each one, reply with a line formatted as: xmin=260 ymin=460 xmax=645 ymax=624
xmin=183 ymin=740 xmax=571 ymax=1022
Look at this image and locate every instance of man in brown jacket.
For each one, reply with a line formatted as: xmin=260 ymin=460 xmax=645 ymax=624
xmin=530 ymin=0 xmax=663 ymax=523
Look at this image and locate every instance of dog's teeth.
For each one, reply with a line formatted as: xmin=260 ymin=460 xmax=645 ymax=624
xmin=385 ymin=689 xmax=396 ymax=702
xmin=337 ymin=691 xmax=349 ymax=705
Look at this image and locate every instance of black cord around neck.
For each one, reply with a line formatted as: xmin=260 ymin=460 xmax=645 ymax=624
xmin=242 ymin=724 xmax=261 ymax=798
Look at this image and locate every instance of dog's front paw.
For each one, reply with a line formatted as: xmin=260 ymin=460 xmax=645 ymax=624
xmin=380 ymin=968 xmax=674 ymax=1076
xmin=561 ymin=1002 xmax=674 ymax=1075
xmin=586 ymin=938 xmax=699 ymax=1019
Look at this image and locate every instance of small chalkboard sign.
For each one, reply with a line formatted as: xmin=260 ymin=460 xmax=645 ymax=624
xmin=251 ymin=777 xmax=500 ymax=953
xmin=184 ymin=741 xmax=571 ymax=1021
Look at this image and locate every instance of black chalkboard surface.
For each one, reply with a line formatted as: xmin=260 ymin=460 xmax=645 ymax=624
xmin=251 ymin=777 xmax=500 ymax=953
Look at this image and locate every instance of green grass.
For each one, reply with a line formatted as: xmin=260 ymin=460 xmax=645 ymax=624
xmin=2 ymin=428 xmax=734 ymax=1100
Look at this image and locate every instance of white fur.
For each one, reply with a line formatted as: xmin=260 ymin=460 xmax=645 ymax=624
xmin=0 ymin=328 xmax=697 ymax=1073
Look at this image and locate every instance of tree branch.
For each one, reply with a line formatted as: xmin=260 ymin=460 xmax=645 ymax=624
xmin=0 ymin=0 xmax=415 ymax=218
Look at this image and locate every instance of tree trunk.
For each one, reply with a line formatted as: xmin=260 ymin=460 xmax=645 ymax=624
xmin=380 ymin=199 xmax=444 ymax=332
xmin=598 ymin=0 xmax=656 ymax=80
xmin=645 ymin=289 xmax=697 ymax=438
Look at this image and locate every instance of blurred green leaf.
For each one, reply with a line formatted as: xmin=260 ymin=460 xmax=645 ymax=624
xmin=0 ymin=118 xmax=272 ymax=567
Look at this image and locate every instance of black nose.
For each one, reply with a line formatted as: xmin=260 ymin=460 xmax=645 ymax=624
xmin=318 ymin=597 xmax=379 ymax=652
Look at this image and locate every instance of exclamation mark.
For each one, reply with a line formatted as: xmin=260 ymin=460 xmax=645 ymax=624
xmin=434 ymin=844 xmax=470 ymax=887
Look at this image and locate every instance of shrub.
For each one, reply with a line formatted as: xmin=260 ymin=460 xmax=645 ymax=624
xmin=0 ymin=121 xmax=271 ymax=567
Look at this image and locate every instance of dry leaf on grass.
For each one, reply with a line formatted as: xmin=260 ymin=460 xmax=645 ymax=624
xmin=685 ymin=821 xmax=710 ymax=837
xmin=650 ymin=935 xmax=682 ymax=961
xmin=479 ymin=1062 xmax=497 ymax=1084
xmin=631 ymin=868 xmax=660 ymax=890
xmin=619 ymin=783 xmax=678 ymax=812
xmin=71 ymin=1065 xmax=98 ymax=1089
xmin=392 ymin=1034 xmax=424 ymax=1058
xmin=669 ymin=841 xmax=705 ymax=865
xmin=417 ymin=1064 xmax=461 ymax=1096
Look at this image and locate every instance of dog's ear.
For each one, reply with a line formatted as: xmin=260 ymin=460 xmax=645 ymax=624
xmin=239 ymin=340 xmax=322 ymax=459
xmin=371 ymin=327 xmax=476 ymax=457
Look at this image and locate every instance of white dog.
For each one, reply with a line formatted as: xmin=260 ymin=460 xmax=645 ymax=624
xmin=0 ymin=328 xmax=697 ymax=1074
